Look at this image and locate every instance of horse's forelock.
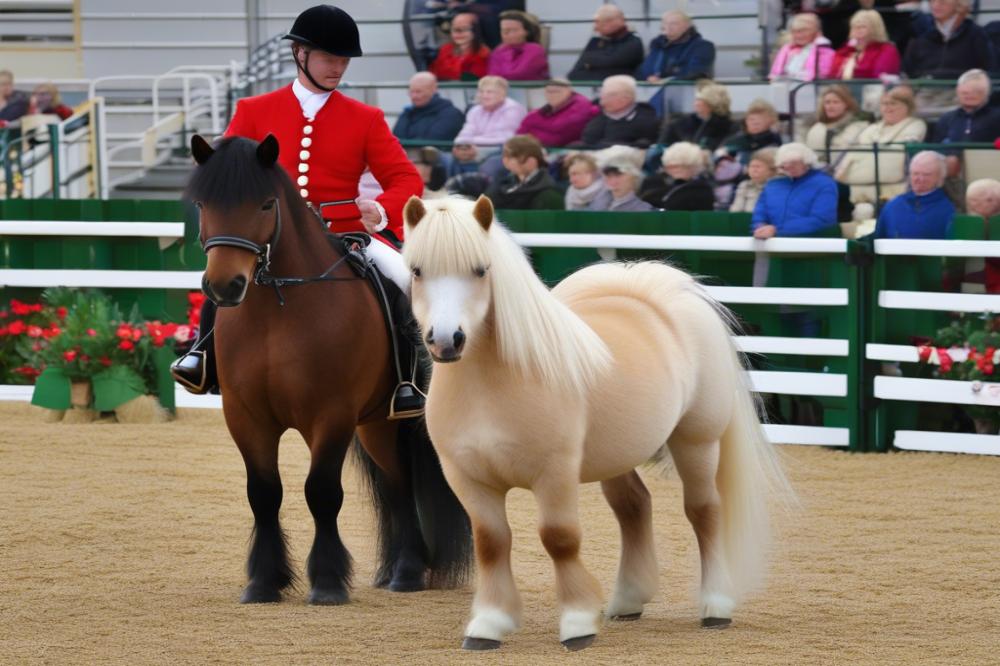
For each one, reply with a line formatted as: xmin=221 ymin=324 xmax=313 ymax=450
xmin=403 ymin=198 xmax=493 ymax=276
xmin=184 ymin=136 xmax=289 ymax=210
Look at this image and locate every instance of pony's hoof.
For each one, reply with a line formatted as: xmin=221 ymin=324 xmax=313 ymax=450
xmin=239 ymin=584 xmax=281 ymax=604
xmin=610 ymin=612 xmax=642 ymax=622
xmin=561 ymin=634 xmax=596 ymax=651
xmin=462 ymin=637 xmax=502 ymax=651
xmin=388 ymin=578 xmax=425 ymax=593
xmin=308 ymin=587 xmax=350 ymax=605
xmin=701 ymin=617 xmax=731 ymax=629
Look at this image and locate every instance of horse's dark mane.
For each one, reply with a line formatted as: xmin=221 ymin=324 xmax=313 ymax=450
xmin=185 ymin=136 xmax=293 ymax=210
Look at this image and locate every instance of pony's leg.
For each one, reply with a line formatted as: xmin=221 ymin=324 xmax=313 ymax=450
xmin=304 ymin=426 xmax=356 ymax=605
xmin=534 ymin=478 xmax=604 ymax=650
xmin=231 ymin=422 xmax=295 ymax=604
xmin=601 ymin=471 xmax=658 ymax=621
xmin=667 ymin=439 xmax=734 ymax=628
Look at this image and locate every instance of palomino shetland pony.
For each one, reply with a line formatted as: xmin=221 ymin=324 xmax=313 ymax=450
xmin=402 ymin=195 xmax=790 ymax=650
xmin=185 ymin=134 xmax=471 ymax=605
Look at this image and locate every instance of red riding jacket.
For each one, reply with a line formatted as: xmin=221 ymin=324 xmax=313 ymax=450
xmin=224 ymin=84 xmax=423 ymax=245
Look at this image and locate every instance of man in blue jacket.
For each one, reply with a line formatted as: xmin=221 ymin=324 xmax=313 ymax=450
xmin=751 ymin=143 xmax=839 ymax=239
xmin=874 ymin=151 xmax=955 ymax=239
xmin=392 ymin=72 xmax=466 ymax=142
xmin=637 ymin=11 xmax=715 ymax=116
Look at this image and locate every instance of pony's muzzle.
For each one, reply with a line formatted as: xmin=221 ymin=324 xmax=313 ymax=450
xmin=426 ymin=326 xmax=465 ymax=362
xmin=203 ymin=274 xmax=248 ymax=307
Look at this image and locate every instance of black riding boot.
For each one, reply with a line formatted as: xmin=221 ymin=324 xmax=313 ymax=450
xmin=385 ymin=285 xmax=427 ymax=421
xmin=170 ymin=299 xmax=219 ymax=395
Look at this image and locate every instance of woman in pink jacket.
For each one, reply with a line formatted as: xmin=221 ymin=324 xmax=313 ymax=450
xmin=769 ymin=12 xmax=835 ymax=81
xmin=517 ymin=78 xmax=599 ymax=146
xmin=486 ymin=10 xmax=550 ymax=81
xmin=832 ymin=10 xmax=900 ymax=80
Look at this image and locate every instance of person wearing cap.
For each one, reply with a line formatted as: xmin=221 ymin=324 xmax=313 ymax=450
xmin=588 ymin=147 xmax=655 ymax=212
xmin=175 ymin=5 xmax=426 ymax=417
xmin=516 ymin=78 xmax=598 ymax=147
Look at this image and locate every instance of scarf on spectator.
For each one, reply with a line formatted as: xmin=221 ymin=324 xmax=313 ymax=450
xmin=565 ymin=179 xmax=606 ymax=209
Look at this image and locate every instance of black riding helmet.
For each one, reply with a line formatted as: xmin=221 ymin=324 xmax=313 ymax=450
xmin=284 ymin=5 xmax=362 ymax=91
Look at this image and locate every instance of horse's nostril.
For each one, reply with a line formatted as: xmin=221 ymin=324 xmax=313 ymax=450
xmin=425 ymin=327 xmax=435 ymax=346
xmin=230 ymin=275 xmax=247 ymax=293
xmin=453 ymin=329 xmax=466 ymax=349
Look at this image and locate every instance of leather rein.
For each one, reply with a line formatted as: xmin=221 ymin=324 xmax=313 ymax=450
xmin=200 ymin=198 xmax=364 ymax=305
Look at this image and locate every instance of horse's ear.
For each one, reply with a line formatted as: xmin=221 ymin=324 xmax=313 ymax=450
xmin=256 ymin=134 xmax=279 ymax=167
xmin=404 ymin=196 xmax=426 ymax=230
xmin=472 ymin=195 xmax=493 ymax=231
xmin=191 ymin=134 xmax=214 ymax=165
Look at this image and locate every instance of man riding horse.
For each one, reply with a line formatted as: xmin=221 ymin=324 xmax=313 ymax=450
xmin=172 ymin=4 xmax=427 ymax=418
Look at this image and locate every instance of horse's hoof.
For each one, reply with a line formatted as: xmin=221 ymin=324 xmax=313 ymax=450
xmin=701 ymin=617 xmax=731 ymax=629
xmin=388 ymin=578 xmax=425 ymax=593
xmin=308 ymin=587 xmax=350 ymax=605
xmin=462 ymin=637 xmax=502 ymax=651
xmin=561 ymin=634 xmax=596 ymax=651
xmin=610 ymin=612 xmax=642 ymax=622
xmin=239 ymin=584 xmax=281 ymax=604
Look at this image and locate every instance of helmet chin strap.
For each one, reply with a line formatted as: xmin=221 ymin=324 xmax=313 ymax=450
xmin=293 ymin=45 xmax=336 ymax=93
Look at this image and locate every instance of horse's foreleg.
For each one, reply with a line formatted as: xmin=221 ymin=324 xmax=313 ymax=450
xmin=601 ymin=470 xmax=658 ymax=621
xmin=667 ymin=438 xmax=733 ymax=628
xmin=533 ymin=476 xmax=604 ymax=650
xmin=304 ymin=428 xmax=354 ymax=605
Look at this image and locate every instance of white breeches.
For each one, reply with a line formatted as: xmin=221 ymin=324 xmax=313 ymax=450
xmin=368 ymin=239 xmax=411 ymax=296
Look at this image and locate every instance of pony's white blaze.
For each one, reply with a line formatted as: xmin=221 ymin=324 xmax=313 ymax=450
xmin=417 ymin=275 xmax=483 ymax=359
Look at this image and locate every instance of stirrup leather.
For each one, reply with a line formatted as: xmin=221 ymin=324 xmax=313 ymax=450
xmin=170 ymin=349 xmax=209 ymax=395
xmin=389 ymin=381 xmax=427 ymax=420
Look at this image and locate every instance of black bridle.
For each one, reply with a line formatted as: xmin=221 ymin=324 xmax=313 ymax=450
xmin=199 ymin=198 xmax=364 ymax=305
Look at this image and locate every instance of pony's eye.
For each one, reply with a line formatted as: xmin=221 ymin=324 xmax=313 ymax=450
xmin=474 ymin=266 xmax=487 ymax=278
xmin=261 ymin=199 xmax=276 ymax=211
xmin=412 ymin=267 xmax=422 ymax=278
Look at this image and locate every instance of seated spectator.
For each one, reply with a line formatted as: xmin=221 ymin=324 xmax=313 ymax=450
xmin=713 ymin=99 xmax=783 ymax=208
xmin=27 ymin=83 xmax=73 ymax=120
xmin=637 ymin=11 xmax=716 ymax=116
xmin=932 ymin=69 xmax=1000 ymax=179
xmin=902 ymin=0 xmax=995 ymax=80
xmin=517 ymin=78 xmax=598 ymax=147
xmin=453 ymin=75 xmax=527 ymax=151
xmin=638 ymin=141 xmax=714 ymax=211
xmin=567 ymin=4 xmax=645 ymax=82
xmin=588 ymin=146 xmax=654 ymax=211
xmin=802 ymin=85 xmax=869 ymax=170
xmin=429 ymin=12 xmax=491 ymax=81
xmin=487 ymin=10 xmax=549 ymax=81
xmin=835 ymin=86 xmax=926 ymax=203
xmin=730 ymin=147 xmax=778 ymax=213
xmin=0 ymin=70 xmax=29 ymax=123
xmin=563 ymin=152 xmax=607 ymax=210
xmin=753 ymin=142 xmax=839 ymax=238
xmin=833 ymin=9 xmax=901 ymax=80
xmin=579 ymin=75 xmax=659 ymax=149
xmin=393 ymin=72 xmax=466 ymax=142
xmin=961 ymin=178 xmax=1000 ymax=293
xmin=412 ymin=146 xmax=448 ymax=195
xmin=657 ymin=81 xmax=737 ymax=152
xmin=769 ymin=13 xmax=836 ymax=81
xmin=873 ymin=151 xmax=954 ymax=238
xmin=486 ymin=134 xmax=563 ymax=210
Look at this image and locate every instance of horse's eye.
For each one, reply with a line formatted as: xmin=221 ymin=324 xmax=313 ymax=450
xmin=194 ymin=201 xmax=203 ymax=210
xmin=412 ymin=267 xmax=422 ymax=278
xmin=261 ymin=199 xmax=276 ymax=211
xmin=474 ymin=266 xmax=487 ymax=278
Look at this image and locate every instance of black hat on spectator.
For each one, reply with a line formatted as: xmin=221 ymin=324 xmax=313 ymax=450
xmin=284 ymin=5 xmax=363 ymax=57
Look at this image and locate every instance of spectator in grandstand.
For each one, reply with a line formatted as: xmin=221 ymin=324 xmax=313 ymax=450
xmin=832 ymin=9 xmax=901 ymax=80
xmin=636 ymin=11 xmax=716 ymax=116
xmin=567 ymin=5 xmax=645 ymax=82
xmin=412 ymin=146 xmax=449 ymax=194
xmin=516 ymin=78 xmax=598 ymax=146
xmin=801 ymin=85 xmax=869 ymax=170
xmin=589 ymin=166 xmax=654 ymax=212
xmin=563 ymin=152 xmax=607 ymax=210
xmin=486 ymin=10 xmax=549 ymax=81
xmin=873 ymin=150 xmax=955 ymax=238
xmin=657 ymin=82 xmax=737 ymax=152
xmin=453 ymin=75 xmax=527 ymax=150
xmin=752 ymin=142 xmax=839 ymax=238
xmin=485 ymin=134 xmax=563 ymax=209
xmin=638 ymin=141 xmax=715 ymax=211
xmin=902 ymin=0 xmax=996 ymax=80
xmin=392 ymin=72 xmax=466 ymax=142
xmin=730 ymin=147 xmax=778 ymax=213
xmin=960 ymin=178 xmax=1000 ymax=293
xmin=932 ymin=70 xmax=1000 ymax=177
xmin=27 ymin=83 xmax=73 ymax=120
xmin=428 ymin=12 xmax=491 ymax=81
xmin=769 ymin=13 xmax=836 ymax=81
xmin=579 ymin=75 xmax=659 ymax=148
xmin=0 ymin=70 xmax=29 ymax=123
xmin=713 ymin=99 xmax=783 ymax=208
xmin=835 ymin=86 xmax=926 ymax=204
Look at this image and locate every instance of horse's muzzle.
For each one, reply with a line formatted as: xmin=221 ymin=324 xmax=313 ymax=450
xmin=203 ymin=274 xmax=248 ymax=307
xmin=426 ymin=327 xmax=465 ymax=363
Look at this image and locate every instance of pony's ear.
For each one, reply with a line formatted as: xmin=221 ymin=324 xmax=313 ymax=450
xmin=191 ymin=134 xmax=214 ymax=165
xmin=472 ymin=195 xmax=494 ymax=231
xmin=256 ymin=134 xmax=279 ymax=167
xmin=404 ymin=196 xmax=426 ymax=230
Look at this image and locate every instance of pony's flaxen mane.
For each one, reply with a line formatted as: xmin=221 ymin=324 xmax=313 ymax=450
xmin=404 ymin=197 xmax=612 ymax=394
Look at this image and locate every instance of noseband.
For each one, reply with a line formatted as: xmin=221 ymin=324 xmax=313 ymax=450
xmin=201 ymin=199 xmax=282 ymax=275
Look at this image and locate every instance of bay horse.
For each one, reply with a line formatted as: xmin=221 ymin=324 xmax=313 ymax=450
xmin=184 ymin=134 xmax=471 ymax=605
xmin=401 ymin=195 xmax=791 ymax=650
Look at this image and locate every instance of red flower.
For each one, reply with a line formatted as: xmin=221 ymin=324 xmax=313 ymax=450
xmin=917 ymin=345 xmax=932 ymax=362
xmin=27 ymin=325 xmax=43 ymax=338
xmin=63 ymin=350 xmax=78 ymax=362
xmin=0 ymin=309 xmax=7 ymax=319
xmin=10 ymin=299 xmax=31 ymax=316
xmin=56 ymin=306 xmax=68 ymax=319
xmin=7 ymin=320 xmax=25 ymax=335
xmin=132 ymin=328 xmax=143 ymax=341
xmin=99 ymin=355 xmax=112 ymax=367
xmin=43 ymin=325 xmax=60 ymax=339
xmin=116 ymin=324 xmax=132 ymax=339
xmin=118 ymin=339 xmax=134 ymax=351
xmin=86 ymin=328 xmax=97 ymax=337
xmin=80 ymin=355 xmax=90 ymax=363
xmin=937 ymin=348 xmax=953 ymax=373
xmin=13 ymin=366 xmax=40 ymax=379
xmin=984 ymin=363 xmax=994 ymax=376
xmin=0 ymin=326 xmax=7 ymax=337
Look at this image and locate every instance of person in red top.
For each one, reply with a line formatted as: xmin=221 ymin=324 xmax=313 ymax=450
xmin=173 ymin=4 xmax=426 ymax=417
xmin=428 ymin=12 xmax=490 ymax=81
xmin=832 ymin=9 xmax=900 ymax=80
